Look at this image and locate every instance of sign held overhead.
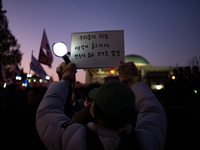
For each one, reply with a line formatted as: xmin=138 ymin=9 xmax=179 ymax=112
xmin=71 ymin=30 xmax=124 ymax=69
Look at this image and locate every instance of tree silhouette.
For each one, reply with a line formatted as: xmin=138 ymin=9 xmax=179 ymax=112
xmin=188 ymin=56 xmax=200 ymax=69
xmin=0 ymin=0 xmax=23 ymax=80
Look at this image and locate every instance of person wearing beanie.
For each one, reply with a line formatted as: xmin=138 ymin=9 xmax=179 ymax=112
xmin=36 ymin=61 xmax=167 ymax=150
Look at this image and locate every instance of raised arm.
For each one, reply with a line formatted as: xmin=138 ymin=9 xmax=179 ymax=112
xmin=36 ymin=62 xmax=87 ymax=150
xmin=131 ymin=82 xmax=167 ymax=150
xmin=118 ymin=60 xmax=167 ymax=150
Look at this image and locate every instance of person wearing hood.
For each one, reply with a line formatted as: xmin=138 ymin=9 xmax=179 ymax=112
xmin=36 ymin=61 xmax=167 ymax=150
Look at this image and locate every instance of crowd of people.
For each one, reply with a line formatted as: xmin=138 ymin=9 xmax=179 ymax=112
xmin=163 ymin=66 xmax=200 ymax=108
xmin=0 ymin=84 xmax=48 ymax=149
xmin=0 ymin=62 xmax=200 ymax=150
xmin=155 ymin=66 xmax=200 ymax=149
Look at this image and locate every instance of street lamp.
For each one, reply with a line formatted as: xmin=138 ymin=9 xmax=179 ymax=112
xmin=52 ymin=42 xmax=71 ymax=64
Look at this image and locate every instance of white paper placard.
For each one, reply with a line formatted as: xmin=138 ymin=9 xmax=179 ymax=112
xmin=71 ymin=30 xmax=124 ymax=69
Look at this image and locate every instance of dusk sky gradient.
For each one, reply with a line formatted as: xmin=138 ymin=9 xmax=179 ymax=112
xmin=2 ymin=0 xmax=200 ymax=83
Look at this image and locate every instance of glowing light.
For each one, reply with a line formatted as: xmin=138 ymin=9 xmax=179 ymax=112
xmin=156 ymin=85 xmax=162 ymax=90
xmin=52 ymin=42 xmax=71 ymax=64
xmin=194 ymin=89 xmax=197 ymax=94
xmin=23 ymin=80 xmax=28 ymax=87
xmin=110 ymin=68 xmax=115 ymax=75
xmin=16 ymin=76 xmax=22 ymax=80
xmin=52 ymin=42 xmax=67 ymax=57
xmin=22 ymin=83 xmax=27 ymax=87
xmin=45 ymin=76 xmax=50 ymax=80
xmin=27 ymin=74 xmax=32 ymax=78
xmin=172 ymin=76 xmax=175 ymax=80
xmin=3 ymin=83 xmax=7 ymax=88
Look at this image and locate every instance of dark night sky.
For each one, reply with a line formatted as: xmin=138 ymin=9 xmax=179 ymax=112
xmin=3 ymin=0 xmax=200 ymax=83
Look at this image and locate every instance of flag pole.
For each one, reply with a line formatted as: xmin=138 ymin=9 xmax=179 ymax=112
xmin=29 ymin=50 xmax=33 ymax=74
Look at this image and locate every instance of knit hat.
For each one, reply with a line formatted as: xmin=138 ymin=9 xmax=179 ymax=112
xmin=92 ymin=80 xmax=135 ymax=117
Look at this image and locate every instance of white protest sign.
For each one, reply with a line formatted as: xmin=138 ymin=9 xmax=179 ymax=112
xmin=71 ymin=30 xmax=124 ymax=69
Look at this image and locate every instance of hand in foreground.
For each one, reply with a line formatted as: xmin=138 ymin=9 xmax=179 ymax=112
xmin=56 ymin=62 xmax=77 ymax=84
xmin=118 ymin=60 xmax=139 ymax=84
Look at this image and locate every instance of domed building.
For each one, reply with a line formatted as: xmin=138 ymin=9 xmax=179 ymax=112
xmin=125 ymin=54 xmax=151 ymax=66
xmin=84 ymin=54 xmax=177 ymax=90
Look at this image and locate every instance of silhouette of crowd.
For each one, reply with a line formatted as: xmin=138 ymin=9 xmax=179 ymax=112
xmin=160 ymin=66 xmax=200 ymax=108
xmin=155 ymin=65 xmax=200 ymax=149
xmin=0 ymin=64 xmax=200 ymax=150
xmin=0 ymin=84 xmax=48 ymax=149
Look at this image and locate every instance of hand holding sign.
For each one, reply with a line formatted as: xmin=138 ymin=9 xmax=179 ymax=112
xmin=71 ymin=30 xmax=124 ymax=69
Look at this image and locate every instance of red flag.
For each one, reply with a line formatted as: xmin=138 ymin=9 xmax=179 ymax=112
xmin=38 ymin=29 xmax=53 ymax=67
